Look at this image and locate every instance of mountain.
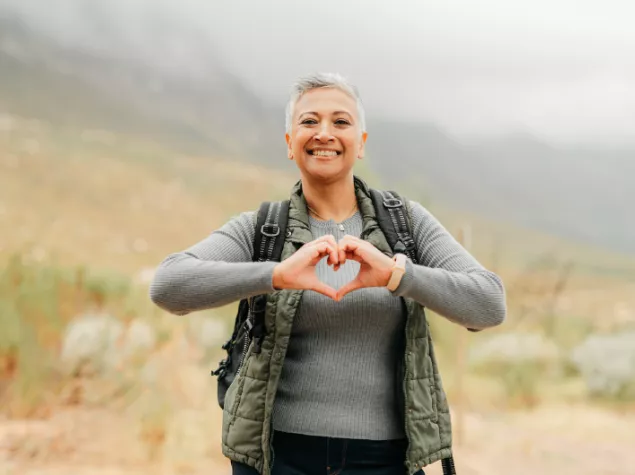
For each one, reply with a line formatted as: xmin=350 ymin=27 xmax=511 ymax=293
xmin=1 ymin=12 xmax=634 ymax=255
xmin=0 ymin=15 xmax=288 ymax=165
xmin=365 ymin=123 xmax=635 ymax=255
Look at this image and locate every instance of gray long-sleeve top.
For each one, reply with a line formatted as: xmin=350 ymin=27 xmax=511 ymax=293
xmin=150 ymin=201 xmax=506 ymax=440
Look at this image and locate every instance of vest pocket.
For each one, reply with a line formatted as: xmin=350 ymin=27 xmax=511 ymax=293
xmin=407 ymin=377 xmax=435 ymax=420
xmin=235 ymin=376 xmax=267 ymax=422
xmin=226 ymin=339 xmax=256 ymax=416
xmin=215 ymin=300 xmax=253 ymax=409
xmin=395 ymin=356 xmax=405 ymax=421
xmin=223 ymin=370 xmax=240 ymax=415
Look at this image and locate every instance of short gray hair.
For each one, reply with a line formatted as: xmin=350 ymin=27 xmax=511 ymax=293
xmin=284 ymin=72 xmax=366 ymax=135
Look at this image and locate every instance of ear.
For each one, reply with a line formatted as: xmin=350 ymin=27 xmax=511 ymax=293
xmin=357 ymin=131 xmax=368 ymax=159
xmin=285 ymin=133 xmax=293 ymax=160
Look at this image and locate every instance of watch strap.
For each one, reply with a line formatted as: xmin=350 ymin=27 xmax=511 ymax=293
xmin=386 ymin=253 xmax=407 ymax=291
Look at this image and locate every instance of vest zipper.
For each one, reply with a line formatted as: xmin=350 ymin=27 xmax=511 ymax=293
xmin=236 ymin=321 xmax=251 ymax=378
xmin=403 ymin=312 xmax=414 ymax=473
xmin=235 ymin=302 xmax=255 ymax=378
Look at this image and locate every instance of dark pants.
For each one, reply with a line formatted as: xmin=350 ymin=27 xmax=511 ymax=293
xmin=231 ymin=430 xmax=425 ymax=475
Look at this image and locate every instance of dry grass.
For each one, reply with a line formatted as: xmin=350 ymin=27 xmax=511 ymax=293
xmin=0 ymin=117 xmax=296 ymax=274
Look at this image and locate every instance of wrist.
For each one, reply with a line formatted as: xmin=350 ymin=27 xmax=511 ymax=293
xmin=272 ymin=264 xmax=284 ymax=290
xmin=380 ymin=256 xmax=395 ymax=286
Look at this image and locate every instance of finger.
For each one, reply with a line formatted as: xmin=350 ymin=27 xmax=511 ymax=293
xmin=339 ymin=234 xmax=365 ymax=244
xmin=340 ymin=239 xmax=381 ymax=265
xmin=348 ymin=235 xmax=365 ymax=242
xmin=341 ymin=235 xmax=372 ymax=250
xmin=306 ymin=242 xmax=327 ymax=263
xmin=315 ymin=236 xmax=339 ymax=266
xmin=311 ymin=281 xmax=338 ymax=300
xmin=314 ymin=234 xmax=338 ymax=248
xmin=338 ymin=234 xmax=353 ymax=245
xmin=325 ymin=242 xmax=340 ymax=267
xmin=308 ymin=242 xmax=338 ymax=266
xmin=338 ymin=245 xmax=346 ymax=268
xmin=336 ymin=279 xmax=363 ymax=301
xmin=321 ymin=234 xmax=338 ymax=248
xmin=344 ymin=251 xmax=364 ymax=263
xmin=338 ymin=238 xmax=359 ymax=251
xmin=339 ymin=240 xmax=363 ymax=258
xmin=327 ymin=235 xmax=342 ymax=266
xmin=338 ymin=236 xmax=367 ymax=266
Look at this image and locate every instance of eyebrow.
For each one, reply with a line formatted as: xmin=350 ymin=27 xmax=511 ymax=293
xmin=298 ymin=111 xmax=354 ymax=119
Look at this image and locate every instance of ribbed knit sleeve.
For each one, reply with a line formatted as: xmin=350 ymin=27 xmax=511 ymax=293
xmin=392 ymin=201 xmax=507 ymax=330
xmin=149 ymin=211 xmax=276 ymax=315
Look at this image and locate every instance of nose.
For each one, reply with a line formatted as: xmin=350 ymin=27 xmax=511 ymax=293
xmin=313 ymin=121 xmax=335 ymax=143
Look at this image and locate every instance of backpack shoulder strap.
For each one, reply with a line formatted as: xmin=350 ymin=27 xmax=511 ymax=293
xmin=249 ymin=200 xmax=290 ymax=353
xmin=253 ymin=200 xmax=290 ymax=263
xmin=370 ymin=188 xmax=460 ymax=473
xmin=369 ymin=188 xmax=418 ymax=263
xmin=212 ymin=201 xmax=291 ymax=382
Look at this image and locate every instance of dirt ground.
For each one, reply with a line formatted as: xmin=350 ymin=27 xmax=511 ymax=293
xmin=2 ymin=329 xmax=633 ymax=475
xmin=2 ymin=401 xmax=633 ymax=475
xmin=2 ymin=333 xmax=633 ymax=475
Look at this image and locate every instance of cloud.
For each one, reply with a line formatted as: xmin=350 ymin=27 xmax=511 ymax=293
xmin=1 ymin=0 xmax=634 ymax=145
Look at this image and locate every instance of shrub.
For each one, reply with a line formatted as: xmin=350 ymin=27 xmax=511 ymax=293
xmin=570 ymin=331 xmax=635 ymax=401
xmin=469 ymin=332 xmax=561 ymax=407
xmin=60 ymin=312 xmax=125 ymax=376
xmin=0 ymin=254 xmax=141 ymax=416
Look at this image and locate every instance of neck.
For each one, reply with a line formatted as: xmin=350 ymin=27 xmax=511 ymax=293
xmin=301 ymin=174 xmax=358 ymax=222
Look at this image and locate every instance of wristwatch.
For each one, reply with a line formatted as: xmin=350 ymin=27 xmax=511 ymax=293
xmin=386 ymin=253 xmax=407 ymax=291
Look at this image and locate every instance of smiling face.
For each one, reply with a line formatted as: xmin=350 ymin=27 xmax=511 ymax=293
xmin=286 ymin=87 xmax=367 ymax=183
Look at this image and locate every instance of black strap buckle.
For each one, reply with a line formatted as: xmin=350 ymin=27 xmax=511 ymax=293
xmin=212 ymin=358 xmax=228 ymax=376
xmin=394 ymin=239 xmax=416 ymax=253
xmin=253 ymin=336 xmax=264 ymax=354
xmin=251 ymin=295 xmax=267 ymax=315
xmin=383 ymin=198 xmax=403 ymax=208
xmin=402 ymin=236 xmax=416 ymax=250
xmin=212 ymin=367 xmax=227 ymax=378
xmin=260 ymin=223 xmax=280 ymax=237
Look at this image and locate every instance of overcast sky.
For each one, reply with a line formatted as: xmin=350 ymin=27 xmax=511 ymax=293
xmin=2 ymin=0 xmax=635 ymax=147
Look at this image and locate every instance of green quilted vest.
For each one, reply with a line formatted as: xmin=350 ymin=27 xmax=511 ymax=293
xmin=221 ymin=177 xmax=453 ymax=475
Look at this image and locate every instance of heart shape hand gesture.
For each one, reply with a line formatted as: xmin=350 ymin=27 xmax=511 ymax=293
xmin=272 ymin=235 xmax=396 ymax=301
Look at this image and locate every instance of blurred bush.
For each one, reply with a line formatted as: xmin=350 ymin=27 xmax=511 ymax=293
xmin=570 ymin=331 xmax=635 ymax=401
xmin=469 ymin=332 xmax=562 ymax=407
xmin=60 ymin=313 xmax=158 ymax=377
xmin=0 ymin=251 xmax=233 ymax=420
xmin=0 ymin=253 xmax=138 ymax=417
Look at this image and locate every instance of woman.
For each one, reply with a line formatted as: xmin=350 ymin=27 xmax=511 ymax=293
xmin=150 ymin=73 xmax=506 ymax=475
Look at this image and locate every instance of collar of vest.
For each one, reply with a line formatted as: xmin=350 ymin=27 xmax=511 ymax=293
xmin=284 ymin=175 xmax=393 ymax=257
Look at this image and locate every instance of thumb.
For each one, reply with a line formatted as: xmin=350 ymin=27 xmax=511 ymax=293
xmin=311 ymin=281 xmax=338 ymax=301
xmin=336 ymin=278 xmax=364 ymax=302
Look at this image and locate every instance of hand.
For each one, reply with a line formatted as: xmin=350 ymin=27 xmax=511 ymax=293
xmin=336 ymin=235 xmax=395 ymax=301
xmin=272 ymin=235 xmax=340 ymax=300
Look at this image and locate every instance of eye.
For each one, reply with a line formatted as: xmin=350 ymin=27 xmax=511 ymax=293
xmin=335 ymin=119 xmax=351 ymax=126
xmin=300 ymin=118 xmax=318 ymax=125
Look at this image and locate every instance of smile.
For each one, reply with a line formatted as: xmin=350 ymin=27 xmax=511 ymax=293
xmin=308 ymin=149 xmax=341 ymax=157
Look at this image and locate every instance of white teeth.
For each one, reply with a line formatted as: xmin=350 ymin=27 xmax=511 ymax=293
xmin=312 ymin=150 xmax=338 ymax=157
